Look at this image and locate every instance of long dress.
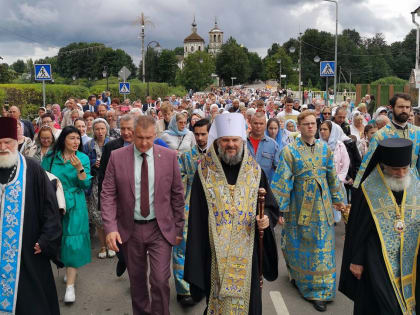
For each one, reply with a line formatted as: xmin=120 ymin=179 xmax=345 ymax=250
xmin=0 ymin=156 xmax=62 ymax=315
xmin=184 ymin=151 xmax=279 ymax=315
xmin=339 ymin=167 xmax=420 ymax=315
xmin=270 ymin=137 xmax=344 ymax=301
xmin=42 ymin=150 xmax=92 ymax=268
xmin=172 ymin=145 xmax=203 ymax=296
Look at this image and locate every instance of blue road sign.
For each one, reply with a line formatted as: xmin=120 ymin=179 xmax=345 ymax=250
xmin=34 ymin=64 xmax=52 ymax=80
xmin=320 ymin=61 xmax=335 ymax=77
xmin=119 ymin=82 xmax=130 ymax=94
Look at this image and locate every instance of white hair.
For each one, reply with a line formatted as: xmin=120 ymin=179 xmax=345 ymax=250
xmin=0 ymin=140 xmax=18 ymax=168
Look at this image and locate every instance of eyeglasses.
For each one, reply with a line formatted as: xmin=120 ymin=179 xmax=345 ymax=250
xmin=323 ymin=112 xmax=331 ymax=116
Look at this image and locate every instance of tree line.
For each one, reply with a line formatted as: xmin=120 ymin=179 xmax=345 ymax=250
xmin=1 ymin=28 xmax=416 ymax=91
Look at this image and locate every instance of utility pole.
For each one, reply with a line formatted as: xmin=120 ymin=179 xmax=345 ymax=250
xmin=137 ymin=12 xmax=153 ymax=83
xmin=323 ymin=0 xmax=338 ymax=104
xmin=298 ymin=32 xmax=302 ymax=104
xmin=277 ymin=59 xmax=282 ymax=89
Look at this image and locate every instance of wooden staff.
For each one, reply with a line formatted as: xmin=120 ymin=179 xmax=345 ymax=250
xmin=257 ymin=188 xmax=266 ymax=290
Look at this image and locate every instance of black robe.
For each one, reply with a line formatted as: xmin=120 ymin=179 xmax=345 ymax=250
xmin=184 ymin=159 xmax=280 ymax=315
xmin=0 ymin=157 xmax=62 ymax=315
xmin=339 ymin=188 xmax=419 ymax=315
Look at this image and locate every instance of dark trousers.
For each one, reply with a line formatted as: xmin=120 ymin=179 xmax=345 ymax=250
xmin=122 ymin=220 xmax=172 ymax=315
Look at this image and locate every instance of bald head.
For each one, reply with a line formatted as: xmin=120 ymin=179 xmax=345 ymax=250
xmin=8 ymin=106 xmax=21 ymax=120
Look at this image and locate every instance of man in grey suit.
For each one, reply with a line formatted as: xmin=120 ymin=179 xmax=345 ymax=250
xmin=101 ymin=115 xmax=185 ymax=315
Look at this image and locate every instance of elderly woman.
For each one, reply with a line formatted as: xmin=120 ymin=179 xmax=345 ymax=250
xmin=52 ymin=104 xmax=62 ymax=124
xmin=319 ymin=120 xmax=350 ymax=222
xmin=105 ymin=109 xmax=120 ymax=140
xmin=83 ymin=118 xmax=112 ymax=259
xmin=285 ymin=119 xmax=297 ymax=132
xmin=17 ymin=121 xmax=36 ymax=156
xmin=160 ymin=112 xmax=195 ymax=156
xmin=357 ymin=103 xmax=371 ymax=122
xmin=31 ymin=125 xmax=55 ymax=162
xmin=350 ymin=111 xmax=365 ymax=144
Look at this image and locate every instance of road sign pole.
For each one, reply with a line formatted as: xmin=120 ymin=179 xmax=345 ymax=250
xmin=42 ymin=81 xmax=46 ymax=107
xmin=326 ymin=77 xmax=328 ymax=103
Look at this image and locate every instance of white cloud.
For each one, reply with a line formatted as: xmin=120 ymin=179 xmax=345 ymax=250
xmin=0 ymin=0 xmax=416 ymax=66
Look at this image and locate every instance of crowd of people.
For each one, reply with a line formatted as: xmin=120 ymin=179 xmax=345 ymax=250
xmin=0 ymin=87 xmax=419 ymax=315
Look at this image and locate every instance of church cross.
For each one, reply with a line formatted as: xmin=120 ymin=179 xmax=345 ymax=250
xmin=375 ymin=198 xmax=396 ymax=220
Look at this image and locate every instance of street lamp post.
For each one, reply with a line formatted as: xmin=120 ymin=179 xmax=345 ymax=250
xmin=277 ymin=59 xmax=282 ymax=89
xmin=146 ymin=41 xmax=162 ymax=97
xmin=412 ymin=6 xmax=420 ymax=105
xmin=323 ymin=0 xmax=338 ymax=104
xmin=102 ymin=66 xmax=109 ymax=91
xmin=289 ymin=33 xmax=303 ymax=104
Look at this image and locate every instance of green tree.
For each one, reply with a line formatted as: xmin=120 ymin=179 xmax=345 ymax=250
xmin=247 ymin=52 xmax=263 ymax=82
xmin=173 ymin=47 xmax=185 ymax=56
xmin=178 ymin=51 xmax=215 ymax=91
xmin=263 ymin=49 xmax=296 ymax=84
xmin=0 ymin=63 xmax=15 ymax=83
xmin=156 ymin=49 xmax=178 ymax=85
xmin=215 ymin=37 xmax=251 ymax=84
xmin=11 ymin=60 xmax=25 ymax=74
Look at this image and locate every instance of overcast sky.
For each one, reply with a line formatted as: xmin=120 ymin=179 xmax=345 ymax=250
xmin=0 ymin=0 xmax=418 ymax=67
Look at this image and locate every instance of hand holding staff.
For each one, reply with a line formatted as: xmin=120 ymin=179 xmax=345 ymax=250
xmin=257 ymin=188 xmax=267 ymax=290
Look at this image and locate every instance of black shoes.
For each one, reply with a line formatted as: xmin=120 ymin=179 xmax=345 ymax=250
xmin=116 ymin=260 xmax=126 ymax=277
xmin=177 ymin=294 xmax=196 ymax=307
xmin=312 ymin=300 xmax=327 ymax=312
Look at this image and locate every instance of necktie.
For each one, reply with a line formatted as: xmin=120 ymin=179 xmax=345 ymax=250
xmin=140 ymin=153 xmax=150 ymax=218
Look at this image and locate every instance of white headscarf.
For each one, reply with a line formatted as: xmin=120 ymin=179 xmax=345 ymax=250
xmin=321 ymin=121 xmax=350 ymax=151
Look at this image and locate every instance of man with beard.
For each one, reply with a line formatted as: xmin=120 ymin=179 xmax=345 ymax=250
xmin=353 ymin=93 xmax=420 ymax=188
xmin=184 ymin=113 xmax=279 ymax=315
xmin=0 ymin=117 xmax=62 ymax=315
xmin=339 ymin=138 xmax=420 ymax=314
xmin=174 ymin=118 xmax=210 ymax=306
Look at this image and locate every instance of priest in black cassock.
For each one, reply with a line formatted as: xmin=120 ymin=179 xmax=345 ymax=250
xmin=0 ymin=117 xmax=62 ymax=315
xmin=184 ymin=113 xmax=280 ymax=315
xmin=339 ymin=138 xmax=420 ymax=315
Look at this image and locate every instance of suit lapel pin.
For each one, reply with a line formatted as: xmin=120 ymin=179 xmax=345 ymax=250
xmin=158 ymin=154 xmax=161 ymax=158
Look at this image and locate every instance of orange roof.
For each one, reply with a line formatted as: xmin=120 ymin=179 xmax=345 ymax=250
xmin=184 ymin=32 xmax=205 ymax=43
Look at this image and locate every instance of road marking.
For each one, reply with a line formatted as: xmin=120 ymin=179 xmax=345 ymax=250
xmin=270 ymin=291 xmax=290 ymax=315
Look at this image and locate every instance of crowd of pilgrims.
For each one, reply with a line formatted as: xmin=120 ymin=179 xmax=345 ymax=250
xmin=1 ymin=86 xmax=419 ymax=312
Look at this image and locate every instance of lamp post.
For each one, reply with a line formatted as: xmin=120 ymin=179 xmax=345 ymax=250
xmin=102 ymin=66 xmax=109 ymax=91
xmin=323 ymin=0 xmax=338 ymax=104
xmin=277 ymin=59 xmax=282 ymax=89
xmin=231 ymin=77 xmax=236 ymax=86
xmin=146 ymin=41 xmax=162 ymax=97
xmin=289 ymin=33 xmax=303 ymax=103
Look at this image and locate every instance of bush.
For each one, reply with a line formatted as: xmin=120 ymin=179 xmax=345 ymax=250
xmin=371 ymin=76 xmax=408 ymax=85
xmin=337 ymin=83 xmax=356 ymax=92
xmin=0 ymin=84 xmax=89 ymax=119
xmin=90 ymin=82 xmax=187 ymax=102
xmin=0 ymin=82 xmax=187 ymax=119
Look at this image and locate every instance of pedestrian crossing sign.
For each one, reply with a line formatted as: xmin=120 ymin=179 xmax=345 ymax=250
xmin=34 ymin=64 xmax=52 ymax=80
xmin=320 ymin=61 xmax=335 ymax=77
xmin=119 ymin=82 xmax=130 ymax=94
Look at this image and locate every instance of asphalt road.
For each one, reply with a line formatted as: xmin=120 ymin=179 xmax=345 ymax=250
xmin=56 ymin=222 xmax=354 ymax=315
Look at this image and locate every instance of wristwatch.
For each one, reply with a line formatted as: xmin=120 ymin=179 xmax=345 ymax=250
xmin=79 ymin=169 xmax=85 ymax=174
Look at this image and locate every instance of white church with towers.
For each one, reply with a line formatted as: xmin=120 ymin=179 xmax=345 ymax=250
xmin=178 ymin=17 xmax=224 ymax=68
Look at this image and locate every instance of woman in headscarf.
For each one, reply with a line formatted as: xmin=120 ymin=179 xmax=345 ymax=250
xmin=52 ymin=104 xmax=62 ymax=125
xmin=319 ymin=120 xmax=350 ymax=222
xmin=372 ymin=106 xmax=388 ymax=120
xmin=160 ymin=112 xmax=195 ymax=156
xmin=17 ymin=121 xmax=36 ymax=157
xmin=285 ymin=119 xmax=297 ymax=132
xmin=265 ymin=117 xmax=292 ymax=152
xmin=83 ymin=118 xmax=112 ymax=259
xmin=350 ymin=111 xmax=365 ymax=145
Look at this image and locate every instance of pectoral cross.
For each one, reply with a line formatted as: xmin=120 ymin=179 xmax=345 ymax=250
xmin=376 ymin=198 xmax=396 ymax=220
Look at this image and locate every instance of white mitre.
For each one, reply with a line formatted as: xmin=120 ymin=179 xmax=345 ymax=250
xmin=207 ymin=113 xmax=247 ymax=150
